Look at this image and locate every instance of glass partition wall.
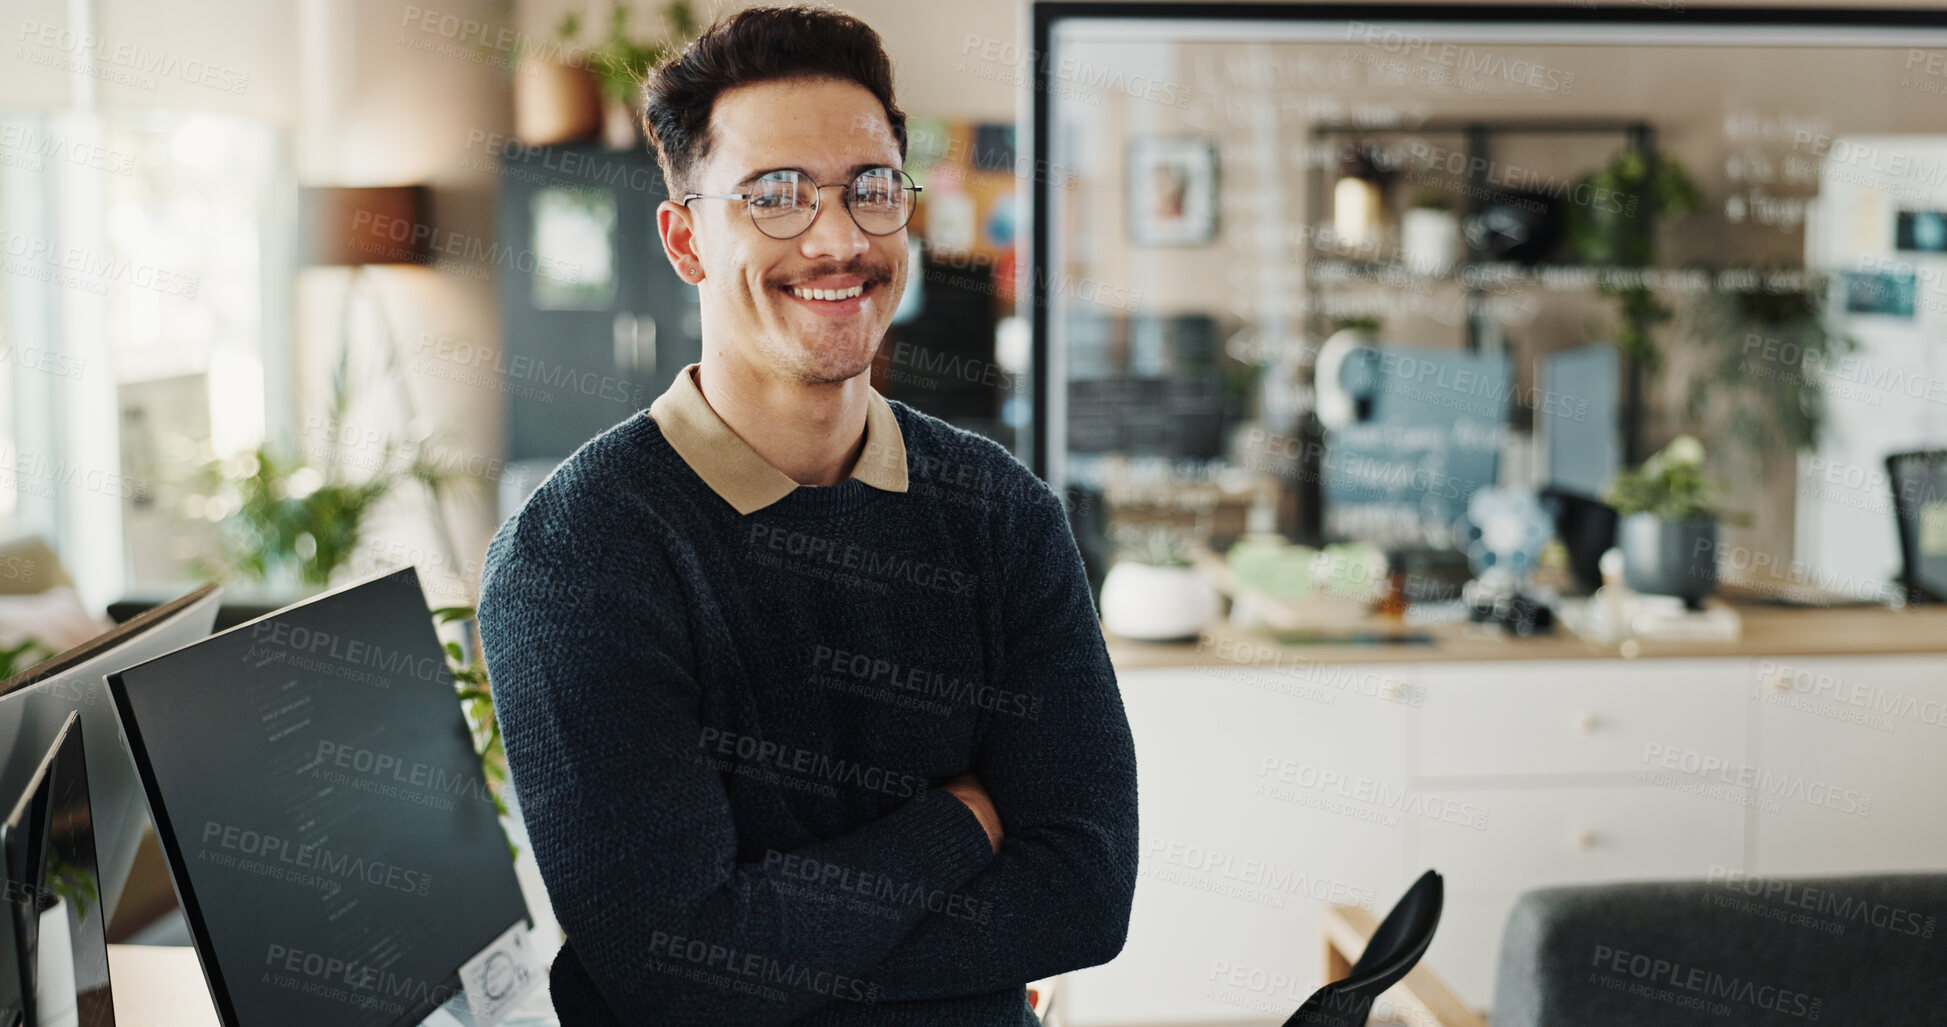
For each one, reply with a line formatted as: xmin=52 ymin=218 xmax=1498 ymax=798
xmin=1027 ymin=6 xmax=1947 ymax=601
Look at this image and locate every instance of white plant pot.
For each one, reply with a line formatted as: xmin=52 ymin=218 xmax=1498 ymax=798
xmin=1402 ymin=207 xmax=1460 ymax=274
xmin=1100 ymin=562 xmax=1220 ymax=642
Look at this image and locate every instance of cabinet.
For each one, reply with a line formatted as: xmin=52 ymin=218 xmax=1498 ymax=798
xmin=1068 ymin=653 xmax=1947 ymax=1025
xmin=495 ymin=145 xmax=701 ymax=464
xmin=1067 ymin=663 xmax=1418 ymax=1025
xmin=1747 ymin=656 xmax=1947 ymax=876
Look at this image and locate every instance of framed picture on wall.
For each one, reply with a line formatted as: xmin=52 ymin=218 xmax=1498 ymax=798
xmin=1128 ymin=137 xmax=1217 ymax=246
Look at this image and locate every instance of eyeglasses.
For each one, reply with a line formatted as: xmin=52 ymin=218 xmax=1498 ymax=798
xmin=683 ymin=167 xmax=922 ymax=240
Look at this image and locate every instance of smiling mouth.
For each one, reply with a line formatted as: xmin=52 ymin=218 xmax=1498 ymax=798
xmin=785 ymin=282 xmax=868 ymax=302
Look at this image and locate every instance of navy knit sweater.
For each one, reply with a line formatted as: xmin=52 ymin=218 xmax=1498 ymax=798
xmin=475 ymin=400 xmax=1139 ymax=1026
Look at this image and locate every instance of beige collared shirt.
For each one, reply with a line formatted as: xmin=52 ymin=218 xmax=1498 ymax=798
xmin=646 ymin=362 xmax=909 ymax=515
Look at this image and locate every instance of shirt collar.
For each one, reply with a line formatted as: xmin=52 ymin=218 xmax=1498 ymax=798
xmin=647 ymin=362 xmax=909 ymax=515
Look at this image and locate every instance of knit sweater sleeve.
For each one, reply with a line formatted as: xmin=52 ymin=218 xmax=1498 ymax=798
xmin=476 ymin=496 xmax=996 ymax=1026
xmin=861 ymin=469 xmax=1140 ymax=999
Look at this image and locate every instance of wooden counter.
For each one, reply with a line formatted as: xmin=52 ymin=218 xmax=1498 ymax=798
xmin=1104 ymin=601 xmax=1947 ymax=668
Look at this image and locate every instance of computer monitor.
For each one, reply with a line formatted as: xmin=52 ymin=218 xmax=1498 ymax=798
xmin=0 ymin=583 xmax=223 ymax=926
xmin=2 ymin=711 xmax=116 ymax=1026
xmin=106 ymin=567 xmax=530 ymax=1027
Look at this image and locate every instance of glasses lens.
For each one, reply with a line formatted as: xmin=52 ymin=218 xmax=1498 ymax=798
xmin=749 ymin=170 xmax=815 ymax=238
xmin=848 ymin=168 xmax=912 ymax=235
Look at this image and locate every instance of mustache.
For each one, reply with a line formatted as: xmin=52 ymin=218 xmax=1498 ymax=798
xmin=765 ymin=260 xmax=895 ymax=288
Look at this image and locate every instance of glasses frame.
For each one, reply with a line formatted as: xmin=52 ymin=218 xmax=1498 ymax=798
xmin=682 ymin=166 xmax=923 ymax=240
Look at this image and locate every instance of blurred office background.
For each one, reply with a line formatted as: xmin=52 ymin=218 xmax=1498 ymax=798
xmin=7 ymin=2 xmax=1947 ymax=1025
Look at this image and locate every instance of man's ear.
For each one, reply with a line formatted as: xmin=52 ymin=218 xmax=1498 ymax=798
xmin=658 ymin=200 xmax=704 ymax=282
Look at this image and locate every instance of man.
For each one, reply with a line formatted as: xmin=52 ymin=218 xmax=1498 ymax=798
xmin=476 ymin=6 xmax=1138 ymax=1025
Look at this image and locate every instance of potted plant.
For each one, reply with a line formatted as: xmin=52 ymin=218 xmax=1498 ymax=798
xmin=1401 ymin=190 xmax=1459 ymax=274
xmin=1099 ymin=524 xmax=1221 ymax=642
xmin=553 ymin=2 xmax=698 ymax=150
xmin=514 ymin=22 xmax=603 ymax=147
xmin=192 ymin=438 xmax=464 ymax=594
xmin=1603 ymin=435 xmax=1735 ymax=608
xmin=0 ymin=637 xmax=51 ymax=679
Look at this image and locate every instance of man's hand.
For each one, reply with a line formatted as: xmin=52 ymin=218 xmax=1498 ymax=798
xmin=942 ymin=774 xmax=1003 ymax=853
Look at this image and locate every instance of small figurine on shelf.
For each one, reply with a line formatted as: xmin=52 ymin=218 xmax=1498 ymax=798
xmin=1457 ymin=486 xmax=1559 ymax=636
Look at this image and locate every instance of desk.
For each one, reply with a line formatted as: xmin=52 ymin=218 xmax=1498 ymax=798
xmin=105 ymin=944 xmax=560 ymax=1025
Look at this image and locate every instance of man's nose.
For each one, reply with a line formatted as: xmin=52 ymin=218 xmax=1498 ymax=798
xmin=798 ymin=188 xmax=872 ymax=262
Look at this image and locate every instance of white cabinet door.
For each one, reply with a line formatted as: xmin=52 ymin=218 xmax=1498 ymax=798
xmin=1749 ymin=655 xmax=1947 ymax=875
xmin=1414 ymin=659 xmax=1751 ymax=779
xmin=1411 ymin=784 xmax=1747 ymax=1007
xmin=1065 ymin=664 xmax=1416 ymax=1026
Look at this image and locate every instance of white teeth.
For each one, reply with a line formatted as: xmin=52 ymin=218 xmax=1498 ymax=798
xmin=790 ymin=284 xmax=864 ymax=301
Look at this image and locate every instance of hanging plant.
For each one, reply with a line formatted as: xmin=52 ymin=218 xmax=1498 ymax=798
xmin=1565 ymin=148 xmax=1704 ymax=367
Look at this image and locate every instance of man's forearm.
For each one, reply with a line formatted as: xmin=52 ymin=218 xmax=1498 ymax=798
xmin=859 ymin=777 xmax=1139 ymax=999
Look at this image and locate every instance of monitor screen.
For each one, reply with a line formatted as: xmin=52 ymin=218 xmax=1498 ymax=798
xmin=0 ymin=583 xmax=222 ymax=927
xmin=106 ymin=567 xmax=528 ymax=1027
xmin=2 ymin=711 xmax=115 ymax=1027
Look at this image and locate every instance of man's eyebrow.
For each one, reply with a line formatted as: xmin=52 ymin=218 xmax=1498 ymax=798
xmin=734 ymin=166 xmax=805 ymax=186
xmin=733 ymin=163 xmax=901 ymax=186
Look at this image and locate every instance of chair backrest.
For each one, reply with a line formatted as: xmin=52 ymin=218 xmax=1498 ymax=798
xmin=1284 ymin=870 xmax=1444 ymax=1027
xmin=1887 ymin=449 xmax=1947 ymax=602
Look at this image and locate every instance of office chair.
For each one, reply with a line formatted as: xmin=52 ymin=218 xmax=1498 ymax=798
xmin=1887 ymin=449 xmax=1947 ymax=603
xmin=1284 ymin=870 xmax=1444 ymax=1027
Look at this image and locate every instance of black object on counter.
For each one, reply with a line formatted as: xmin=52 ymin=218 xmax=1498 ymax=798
xmin=1543 ymin=489 xmax=1619 ymax=595
xmin=1470 ymin=591 xmax=1556 ymax=637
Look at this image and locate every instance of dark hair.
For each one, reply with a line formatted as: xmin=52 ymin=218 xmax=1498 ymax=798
xmin=641 ymin=4 xmax=907 ymax=196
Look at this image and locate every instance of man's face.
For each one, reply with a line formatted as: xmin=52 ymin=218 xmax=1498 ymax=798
xmin=668 ymin=75 xmax=908 ymax=386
